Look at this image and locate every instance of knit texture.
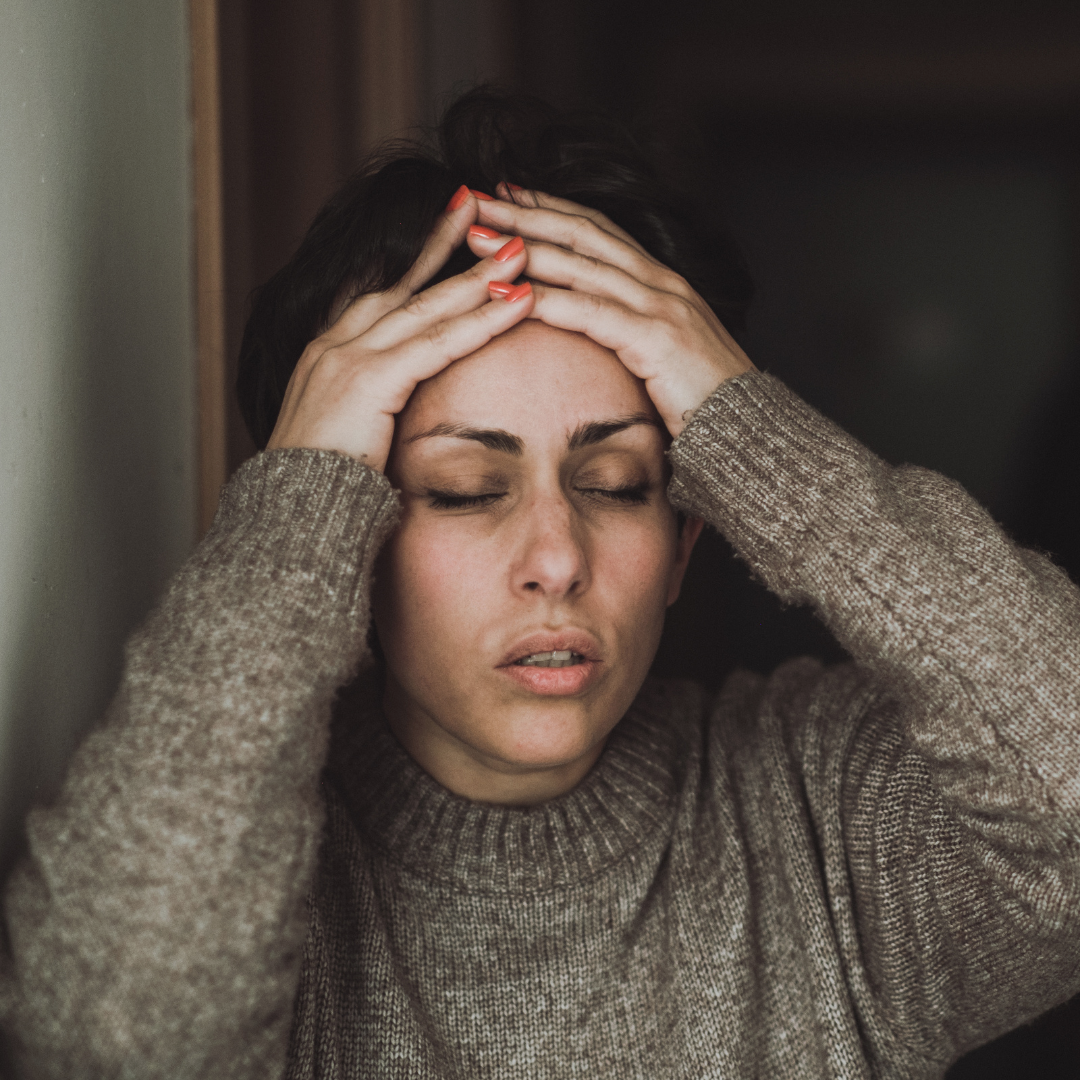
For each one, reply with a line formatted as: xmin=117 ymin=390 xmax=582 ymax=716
xmin=3 ymin=373 xmax=1079 ymax=1078
xmin=1 ymin=450 xmax=400 ymax=1078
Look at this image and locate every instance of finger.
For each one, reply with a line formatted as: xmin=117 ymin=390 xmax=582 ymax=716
xmin=526 ymin=284 xmax=657 ymax=365
xmin=527 ymin=281 xmax=747 ymax=378
xmin=529 ymin=283 xmax=752 ymax=437
xmin=487 ymin=281 xmax=533 ymax=303
xmin=270 ymin=284 xmax=534 ymax=459
xmin=466 ymin=223 xmax=511 ymax=246
xmin=467 ymin=223 xmax=700 ymax=320
xmin=473 ymin=231 xmax=684 ymax=315
xmin=386 ymin=285 xmax=536 ymax=395
xmin=320 ymin=185 xmax=480 ymax=347
xmin=397 ymin=185 xmax=480 ymax=295
xmin=463 ymin=224 xmax=513 ymax=261
xmin=476 ymin=197 xmax=675 ymax=289
xmin=495 ymin=182 xmax=652 ymax=256
xmin=361 ymin=235 xmax=527 ymax=352
xmin=286 ymin=217 xmax=516 ymax=423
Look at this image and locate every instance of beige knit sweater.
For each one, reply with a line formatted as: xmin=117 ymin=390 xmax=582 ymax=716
xmin=1 ymin=372 xmax=1078 ymax=1079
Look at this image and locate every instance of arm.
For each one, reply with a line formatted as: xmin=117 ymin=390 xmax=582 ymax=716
xmin=2 ymin=188 xmax=535 ymax=1079
xmin=1 ymin=451 xmax=397 ymax=1078
xmin=475 ymin=186 xmax=1080 ymax=1062
xmin=667 ymin=371 xmax=1080 ymax=1062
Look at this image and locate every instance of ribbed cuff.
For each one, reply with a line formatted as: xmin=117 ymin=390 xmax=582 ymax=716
xmin=667 ymin=371 xmax=879 ymax=593
xmin=195 ymin=448 xmax=400 ymax=624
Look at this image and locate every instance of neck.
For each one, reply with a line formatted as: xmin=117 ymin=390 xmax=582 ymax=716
xmin=381 ymin=674 xmax=606 ymax=806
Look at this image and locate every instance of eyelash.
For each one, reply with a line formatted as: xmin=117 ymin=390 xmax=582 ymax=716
xmin=427 ymin=491 xmax=505 ymax=510
xmin=580 ymin=484 xmax=649 ymax=505
xmin=426 ymin=484 xmax=649 ymax=510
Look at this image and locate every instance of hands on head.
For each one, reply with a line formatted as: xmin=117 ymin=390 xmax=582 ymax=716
xmin=473 ymin=182 xmax=755 ymax=440
xmin=266 ymin=182 xmax=755 ymax=470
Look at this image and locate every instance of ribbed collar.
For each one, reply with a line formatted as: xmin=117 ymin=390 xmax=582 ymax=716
xmin=325 ymin=668 xmax=692 ymax=896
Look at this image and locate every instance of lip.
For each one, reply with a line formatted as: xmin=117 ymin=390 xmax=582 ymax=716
xmin=497 ymin=629 xmax=604 ymax=697
xmin=498 ymin=630 xmax=603 ymax=667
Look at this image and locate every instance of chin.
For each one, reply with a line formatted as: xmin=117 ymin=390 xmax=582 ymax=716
xmin=479 ymin=705 xmax=612 ymax=771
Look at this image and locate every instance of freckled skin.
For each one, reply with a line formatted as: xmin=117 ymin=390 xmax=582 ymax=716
xmin=373 ymin=322 xmax=701 ymax=805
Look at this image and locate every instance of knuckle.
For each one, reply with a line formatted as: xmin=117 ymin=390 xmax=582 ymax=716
xmin=657 ymin=292 xmax=693 ymax=322
xmin=387 ymin=276 xmax=417 ymax=304
xmin=569 ymin=252 xmax=602 ymax=286
xmin=404 ymin=289 xmax=435 ymax=320
xmin=467 ymin=257 xmax=499 ymax=281
xmin=296 ymin=340 xmax=321 ymax=367
xmin=584 ymin=292 xmax=606 ymax=317
xmin=588 ymin=209 xmax=617 ymax=232
xmin=566 ymin=214 xmax=596 ymax=245
xmin=665 ymin=272 xmax=696 ymax=300
xmin=295 ymin=339 xmax=328 ymax=377
xmin=313 ymin=344 xmax=350 ymax=380
xmin=423 ymin=322 xmax=453 ymax=353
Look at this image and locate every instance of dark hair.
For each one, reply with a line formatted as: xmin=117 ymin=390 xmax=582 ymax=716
xmin=237 ymin=86 xmax=753 ymax=449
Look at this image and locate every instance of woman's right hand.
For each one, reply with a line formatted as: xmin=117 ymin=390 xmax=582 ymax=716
xmin=266 ymin=186 xmax=533 ymax=473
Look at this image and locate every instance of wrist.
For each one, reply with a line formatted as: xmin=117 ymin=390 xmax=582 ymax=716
xmin=660 ymin=357 xmax=754 ymax=439
xmin=267 ymin=415 xmax=392 ymax=473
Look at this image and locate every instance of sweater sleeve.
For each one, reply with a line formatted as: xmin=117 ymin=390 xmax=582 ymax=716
xmin=0 ymin=448 xmax=399 ymax=1080
xmin=667 ymin=371 xmax=1080 ymax=1065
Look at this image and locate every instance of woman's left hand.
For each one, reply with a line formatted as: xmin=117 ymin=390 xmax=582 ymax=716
xmin=466 ymin=185 xmax=754 ymax=439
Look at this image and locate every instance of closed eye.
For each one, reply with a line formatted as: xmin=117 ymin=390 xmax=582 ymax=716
xmin=577 ymin=484 xmax=649 ymax=505
xmin=426 ymin=489 xmax=507 ymax=510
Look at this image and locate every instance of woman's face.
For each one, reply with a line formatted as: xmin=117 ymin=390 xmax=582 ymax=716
xmin=373 ymin=321 xmax=700 ymax=803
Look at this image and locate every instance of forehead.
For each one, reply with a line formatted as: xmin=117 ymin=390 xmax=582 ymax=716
xmin=397 ymin=322 xmax=654 ymax=442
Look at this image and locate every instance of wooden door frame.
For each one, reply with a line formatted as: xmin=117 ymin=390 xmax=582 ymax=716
xmin=190 ymin=0 xmax=227 ymax=537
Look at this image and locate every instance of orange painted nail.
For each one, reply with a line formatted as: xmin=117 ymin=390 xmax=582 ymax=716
xmin=494 ymin=235 xmax=525 ymax=262
xmin=506 ymin=282 xmax=532 ymax=303
xmin=469 ymin=225 xmax=501 ymax=240
xmin=446 ymin=184 xmax=469 ymax=212
xmin=487 ymin=281 xmax=515 ymax=296
xmin=470 ymin=189 xmax=495 ymax=201
xmin=507 ymin=182 xmax=523 ymax=191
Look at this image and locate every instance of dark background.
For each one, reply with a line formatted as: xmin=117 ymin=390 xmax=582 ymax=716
xmin=217 ymin=2 xmax=1080 ymax=1073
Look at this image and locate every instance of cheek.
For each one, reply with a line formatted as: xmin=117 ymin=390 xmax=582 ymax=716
xmin=590 ymin=515 xmax=679 ymax=621
xmin=374 ymin=520 xmax=493 ymax=655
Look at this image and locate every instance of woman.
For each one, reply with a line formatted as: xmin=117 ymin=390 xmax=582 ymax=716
xmin=3 ymin=89 xmax=1079 ymax=1079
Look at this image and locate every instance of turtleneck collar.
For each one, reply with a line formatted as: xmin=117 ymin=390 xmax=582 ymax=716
xmin=325 ymin=667 xmax=694 ymax=897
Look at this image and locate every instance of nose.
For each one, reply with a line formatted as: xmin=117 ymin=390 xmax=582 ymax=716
xmin=511 ymin=492 xmax=590 ymax=600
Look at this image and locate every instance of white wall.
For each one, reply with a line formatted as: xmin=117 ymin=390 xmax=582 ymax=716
xmin=0 ymin=1 xmax=196 ymax=867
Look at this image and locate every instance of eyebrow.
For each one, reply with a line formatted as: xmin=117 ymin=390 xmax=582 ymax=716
xmin=406 ymin=413 xmax=659 ymax=455
xmin=566 ymin=413 xmax=658 ymax=451
xmin=406 ymin=422 xmax=524 ymax=455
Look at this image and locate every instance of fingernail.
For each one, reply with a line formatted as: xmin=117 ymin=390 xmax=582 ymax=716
xmin=469 ymin=225 xmax=501 ymax=240
xmin=487 ymin=281 xmax=515 ymax=297
xmin=506 ymin=282 xmax=532 ymax=303
xmin=446 ymin=184 xmax=469 ymax=212
xmin=470 ymin=189 xmax=494 ymax=201
xmin=494 ymin=235 xmax=525 ymax=262
xmin=506 ymin=183 xmax=523 ymax=191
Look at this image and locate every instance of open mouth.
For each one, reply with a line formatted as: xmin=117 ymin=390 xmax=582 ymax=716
xmin=514 ymin=650 xmax=586 ymax=668
xmin=500 ymin=636 xmax=601 ymax=696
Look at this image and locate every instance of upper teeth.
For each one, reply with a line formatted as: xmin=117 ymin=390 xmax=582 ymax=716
xmin=518 ymin=650 xmax=580 ymax=667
